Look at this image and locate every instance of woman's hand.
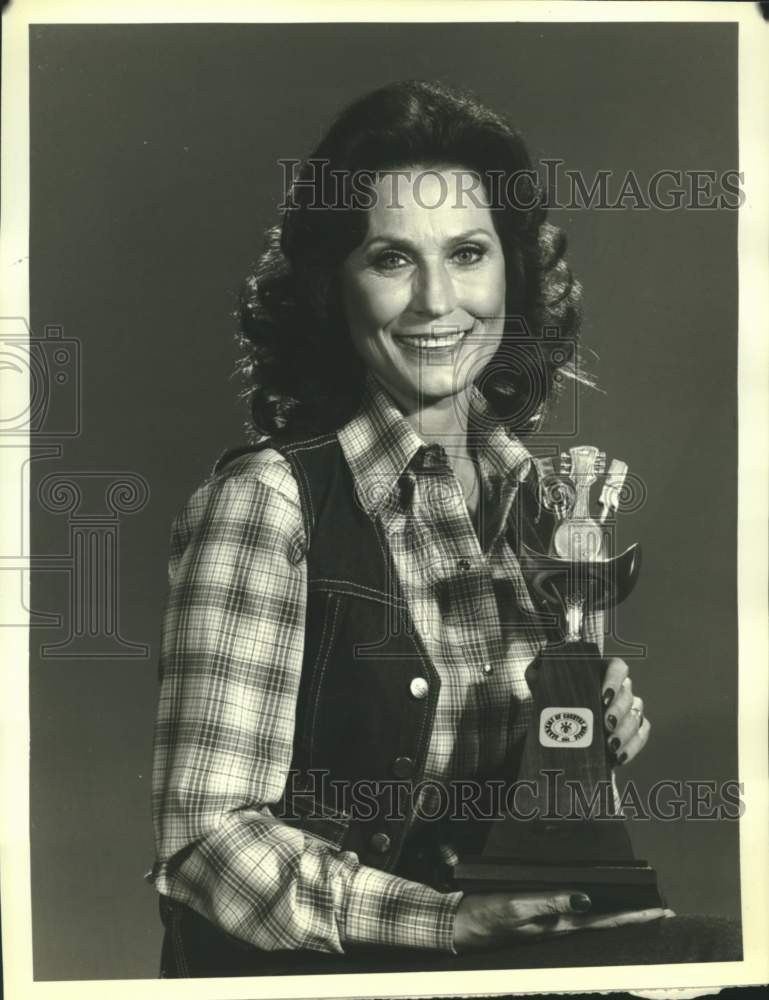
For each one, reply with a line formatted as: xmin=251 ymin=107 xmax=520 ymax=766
xmin=601 ymin=658 xmax=650 ymax=766
xmin=453 ymin=891 xmax=672 ymax=953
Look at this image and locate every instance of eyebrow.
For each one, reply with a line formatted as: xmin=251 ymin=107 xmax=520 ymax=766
xmin=360 ymin=228 xmax=494 ymax=254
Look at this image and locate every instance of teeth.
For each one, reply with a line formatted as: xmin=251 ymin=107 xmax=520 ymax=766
xmin=398 ymin=331 xmax=468 ymax=349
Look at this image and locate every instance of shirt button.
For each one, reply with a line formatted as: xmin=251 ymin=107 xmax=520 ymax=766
xmin=457 ymin=558 xmax=472 ymax=573
xmin=482 ymin=662 xmax=494 ymax=676
xmin=392 ymin=755 xmax=414 ymax=779
xmin=370 ymin=832 xmax=391 ymax=854
xmin=409 ymin=677 xmax=429 ymax=700
xmin=422 ymin=443 xmax=447 ymax=468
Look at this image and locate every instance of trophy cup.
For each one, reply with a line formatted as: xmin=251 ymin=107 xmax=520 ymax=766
xmin=449 ymin=446 xmax=663 ymax=913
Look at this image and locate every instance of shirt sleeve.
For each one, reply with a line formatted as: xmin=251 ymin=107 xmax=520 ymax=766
xmin=150 ymin=451 xmax=462 ymax=954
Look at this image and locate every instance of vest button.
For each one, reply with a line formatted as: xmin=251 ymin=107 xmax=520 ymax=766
xmin=409 ymin=677 xmax=429 ymax=700
xmin=392 ymin=755 xmax=414 ymax=779
xmin=482 ymin=662 xmax=494 ymax=675
xmin=370 ymin=832 xmax=391 ymax=854
xmin=457 ymin=557 xmax=471 ymax=573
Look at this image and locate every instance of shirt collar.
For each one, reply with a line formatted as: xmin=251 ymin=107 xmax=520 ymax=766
xmin=338 ymin=371 xmax=533 ymax=519
xmin=467 ymin=384 xmax=533 ymax=489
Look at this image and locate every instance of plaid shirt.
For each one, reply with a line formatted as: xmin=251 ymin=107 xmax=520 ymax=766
xmin=150 ymin=373 xmax=601 ymax=956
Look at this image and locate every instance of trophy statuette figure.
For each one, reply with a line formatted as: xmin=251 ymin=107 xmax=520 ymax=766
xmin=449 ymin=446 xmax=664 ymax=913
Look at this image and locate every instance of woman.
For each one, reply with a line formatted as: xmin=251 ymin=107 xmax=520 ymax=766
xmin=150 ymin=80 xmax=740 ymax=976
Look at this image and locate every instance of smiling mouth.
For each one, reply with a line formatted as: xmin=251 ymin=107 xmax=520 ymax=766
xmin=392 ymin=327 xmax=472 ymax=350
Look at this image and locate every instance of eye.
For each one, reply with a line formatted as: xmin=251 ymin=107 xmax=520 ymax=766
xmin=373 ymin=249 xmax=411 ymax=271
xmin=451 ymin=243 xmax=486 ymax=265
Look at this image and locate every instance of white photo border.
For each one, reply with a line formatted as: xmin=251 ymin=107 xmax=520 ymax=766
xmin=1 ymin=2 xmax=767 ymax=998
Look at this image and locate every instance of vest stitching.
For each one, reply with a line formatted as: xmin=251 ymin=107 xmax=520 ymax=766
xmin=294 ymin=590 xmax=334 ymax=767
xmin=286 ymin=452 xmax=316 ymax=542
xmin=283 ymin=433 xmax=339 ymax=452
xmin=172 ymin=905 xmax=191 ymax=977
xmin=372 ymin=518 xmax=433 ymax=668
xmin=308 ymin=577 xmax=408 ymax=606
xmin=368 ymin=513 xmax=423 ymax=644
xmin=282 ymin=434 xmax=339 ymax=541
xmin=307 ymin=594 xmax=342 ymax=770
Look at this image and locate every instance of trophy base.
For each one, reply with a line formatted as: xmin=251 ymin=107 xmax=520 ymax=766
xmin=449 ymin=857 xmax=664 ymax=914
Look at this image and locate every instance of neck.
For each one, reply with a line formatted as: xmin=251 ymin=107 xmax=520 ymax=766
xmin=397 ymin=386 xmax=475 ymax=462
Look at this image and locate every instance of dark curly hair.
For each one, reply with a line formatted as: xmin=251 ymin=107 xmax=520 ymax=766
xmin=237 ymin=79 xmax=588 ymax=439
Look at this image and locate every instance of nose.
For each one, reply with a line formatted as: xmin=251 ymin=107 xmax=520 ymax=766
xmin=410 ymin=260 xmax=457 ymax=319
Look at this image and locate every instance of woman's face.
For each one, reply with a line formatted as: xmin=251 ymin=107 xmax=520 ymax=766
xmin=340 ymin=166 xmax=506 ymax=415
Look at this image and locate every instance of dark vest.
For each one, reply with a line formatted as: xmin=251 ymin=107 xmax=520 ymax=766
xmin=212 ymin=430 xmax=555 ymax=888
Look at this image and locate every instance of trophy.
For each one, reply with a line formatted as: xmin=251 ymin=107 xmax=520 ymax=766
xmin=449 ymin=446 xmax=663 ymax=913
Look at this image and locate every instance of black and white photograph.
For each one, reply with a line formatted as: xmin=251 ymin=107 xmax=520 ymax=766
xmin=1 ymin=2 xmax=767 ymax=997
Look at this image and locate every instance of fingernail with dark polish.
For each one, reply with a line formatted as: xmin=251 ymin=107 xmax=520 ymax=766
xmin=607 ymin=714 xmax=617 ymax=731
xmin=609 ymin=736 xmax=621 ymax=752
xmin=570 ymin=893 xmax=592 ymax=913
xmin=617 ymin=751 xmax=628 ymax=765
xmin=602 ymin=689 xmax=614 ymax=708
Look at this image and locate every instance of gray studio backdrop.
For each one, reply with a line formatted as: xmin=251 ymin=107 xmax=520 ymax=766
xmin=28 ymin=22 xmax=738 ymax=980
